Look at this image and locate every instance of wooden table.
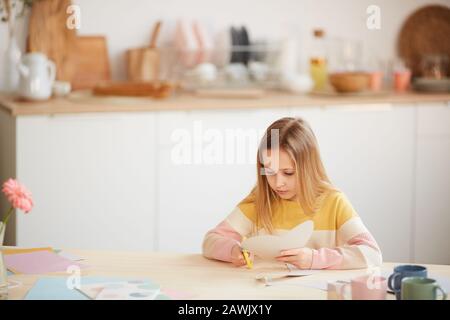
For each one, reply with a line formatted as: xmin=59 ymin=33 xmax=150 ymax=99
xmin=5 ymin=248 xmax=450 ymax=300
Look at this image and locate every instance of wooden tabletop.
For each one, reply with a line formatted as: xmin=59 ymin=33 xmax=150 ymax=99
xmin=1 ymin=90 xmax=450 ymax=116
xmin=5 ymin=248 xmax=450 ymax=300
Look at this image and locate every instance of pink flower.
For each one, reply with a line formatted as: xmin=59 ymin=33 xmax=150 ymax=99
xmin=2 ymin=178 xmax=34 ymax=213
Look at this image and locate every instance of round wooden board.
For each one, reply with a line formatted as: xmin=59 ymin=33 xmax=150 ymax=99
xmin=397 ymin=5 xmax=450 ymax=77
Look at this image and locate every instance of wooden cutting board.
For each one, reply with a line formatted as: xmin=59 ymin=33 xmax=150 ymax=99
xmin=70 ymin=36 xmax=111 ymax=90
xmin=126 ymin=21 xmax=162 ymax=81
xmin=27 ymin=0 xmax=110 ymax=90
xmin=27 ymin=0 xmax=76 ymax=81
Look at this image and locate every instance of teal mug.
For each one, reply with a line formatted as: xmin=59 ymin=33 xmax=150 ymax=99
xmin=388 ymin=265 xmax=427 ymax=300
xmin=401 ymin=277 xmax=447 ymax=300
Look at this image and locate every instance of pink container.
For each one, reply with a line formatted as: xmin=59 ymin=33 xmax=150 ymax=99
xmin=340 ymin=275 xmax=387 ymax=300
xmin=394 ymin=70 xmax=411 ymax=92
xmin=368 ymin=71 xmax=383 ymax=91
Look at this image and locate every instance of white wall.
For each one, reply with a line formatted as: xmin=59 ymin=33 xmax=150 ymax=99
xmin=1 ymin=0 xmax=449 ymax=88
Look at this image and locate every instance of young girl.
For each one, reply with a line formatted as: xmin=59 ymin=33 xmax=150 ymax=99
xmin=202 ymin=117 xmax=382 ymax=270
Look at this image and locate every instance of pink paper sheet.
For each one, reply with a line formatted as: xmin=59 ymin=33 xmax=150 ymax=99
xmin=4 ymin=250 xmax=88 ymax=274
xmin=162 ymin=288 xmax=194 ymax=299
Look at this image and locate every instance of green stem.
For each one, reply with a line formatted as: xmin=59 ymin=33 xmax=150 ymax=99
xmin=0 ymin=206 xmax=14 ymax=237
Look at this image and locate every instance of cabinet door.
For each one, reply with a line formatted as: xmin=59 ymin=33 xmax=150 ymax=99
xmin=157 ymin=108 xmax=291 ymax=253
xmin=16 ymin=113 xmax=157 ymax=251
xmin=415 ymin=103 xmax=450 ymax=265
xmin=292 ymin=104 xmax=416 ymax=262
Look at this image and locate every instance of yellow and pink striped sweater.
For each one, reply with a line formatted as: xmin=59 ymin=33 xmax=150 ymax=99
xmin=202 ymin=190 xmax=382 ymax=269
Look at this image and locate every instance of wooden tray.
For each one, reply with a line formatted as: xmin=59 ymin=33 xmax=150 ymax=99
xmin=398 ymin=5 xmax=450 ymax=77
xmin=92 ymin=81 xmax=175 ymax=99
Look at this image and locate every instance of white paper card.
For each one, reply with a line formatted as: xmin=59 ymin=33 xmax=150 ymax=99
xmin=241 ymin=220 xmax=314 ymax=260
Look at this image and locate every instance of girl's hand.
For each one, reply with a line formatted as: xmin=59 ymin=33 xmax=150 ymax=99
xmin=275 ymin=248 xmax=313 ymax=269
xmin=231 ymin=244 xmax=253 ymax=267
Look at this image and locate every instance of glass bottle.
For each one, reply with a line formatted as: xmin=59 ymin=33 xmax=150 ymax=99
xmin=309 ymin=29 xmax=328 ymax=91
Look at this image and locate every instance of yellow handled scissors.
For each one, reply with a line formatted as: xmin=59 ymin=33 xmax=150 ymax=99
xmin=241 ymin=237 xmax=253 ymax=269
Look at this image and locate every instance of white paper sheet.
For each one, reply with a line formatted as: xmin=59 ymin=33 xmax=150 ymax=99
xmin=241 ymin=220 xmax=314 ymax=259
xmin=79 ymin=280 xmax=160 ymax=300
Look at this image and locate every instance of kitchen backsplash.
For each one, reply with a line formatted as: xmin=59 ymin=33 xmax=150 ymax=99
xmin=0 ymin=0 xmax=449 ymax=88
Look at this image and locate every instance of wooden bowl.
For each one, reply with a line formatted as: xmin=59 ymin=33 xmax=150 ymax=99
xmin=329 ymin=72 xmax=370 ymax=93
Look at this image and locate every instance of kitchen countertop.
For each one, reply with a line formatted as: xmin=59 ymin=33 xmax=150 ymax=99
xmin=1 ymin=90 xmax=450 ymax=116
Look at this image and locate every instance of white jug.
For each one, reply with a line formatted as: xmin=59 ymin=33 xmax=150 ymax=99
xmin=18 ymin=52 xmax=56 ymax=100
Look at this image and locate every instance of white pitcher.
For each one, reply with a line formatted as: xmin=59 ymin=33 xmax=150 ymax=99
xmin=18 ymin=52 xmax=56 ymax=100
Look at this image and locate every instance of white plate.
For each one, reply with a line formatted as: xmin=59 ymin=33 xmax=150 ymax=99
xmin=241 ymin=220 xmax=314 ymax=260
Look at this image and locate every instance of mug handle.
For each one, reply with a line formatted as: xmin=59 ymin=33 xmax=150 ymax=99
xmin=47 ymin=60 xmax=56 ymax=83
xmin=388 ymin=273 xmax=401 ymax=293
xmin=434 ymin=285 xmax=447 ymax=300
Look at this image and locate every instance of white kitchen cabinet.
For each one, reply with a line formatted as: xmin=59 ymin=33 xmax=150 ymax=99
xmin=414 ymin=103 xmax=450 ymax=265
xmin=291 ymin=104 xmax=416 ymax=263
xmin=1 ymin=100 xmax=448 ymax=264
xmin=15 ymin=112 xmax=157 ymax=251
xmin=156 ymin=108 xmax=291 ymax=253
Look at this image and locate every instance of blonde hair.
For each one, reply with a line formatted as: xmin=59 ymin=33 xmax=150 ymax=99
xmin=243 ymin=117 xmax=335 ymax=234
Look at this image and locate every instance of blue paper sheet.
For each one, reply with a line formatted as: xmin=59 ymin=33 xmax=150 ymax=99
xmin=25 ymin=276 xmax=168 ymax=300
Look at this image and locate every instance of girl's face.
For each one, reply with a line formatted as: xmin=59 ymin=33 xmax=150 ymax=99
xmin=262 ymin=148 xmax=298 ymax=200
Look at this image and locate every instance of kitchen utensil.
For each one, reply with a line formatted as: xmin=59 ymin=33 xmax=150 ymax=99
xmin=92 ymin=81 xmax=175 ymax=98
xmin=280 ymin=73 xmax=314 ymax=93
xmin=394 ymin=70 xmax=412 ymax=92
xmin=401 ymin=277 xmax=447 ymax=300
xmin=229 ymin=27 xmax=240 ymax=63
xmin=18 ymin=52 xmax=56 ymax=101
xmin=340 ymin=275 xmax=387 ymax=300
xmin=52 ymin=81 xmax=72 ymax=97
xmin=329 ymin=72 xmax=370 ymax=93
xmin=240 ymin=26 xmax=251 ymax=65
xmin=413 ymin=78 xmax=450 ymax=93
xmin=420 ymin=54 xmax=449 ymax=79
xmin=398 ymin=5 xmax=450 ymax=77
xmin=213 ymin=28 xmax=232 ymax=67
xmin=70 ymin=36 xmax=111 ymax=90
xmin=368 ymin=71 xmax=383 ymax=91
xmin=27 ymin=0 xmax=77 ymax=82
xmin=126 ymin=21 xmax=162 ymax=81
xmin=192 ymin=20 xmax=213 ymax=64
xmin=174 ymin=19 xmax=198 ymax=68
xmin=388 ymin=265 xmax=428 ymax=300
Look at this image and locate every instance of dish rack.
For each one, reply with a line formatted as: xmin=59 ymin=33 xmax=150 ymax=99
xmin=157 ymin=43 xmax=285 ymax=92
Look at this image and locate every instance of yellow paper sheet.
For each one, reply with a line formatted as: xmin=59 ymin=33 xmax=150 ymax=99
xmin=1 ymin=247 xmax=53 ymax=255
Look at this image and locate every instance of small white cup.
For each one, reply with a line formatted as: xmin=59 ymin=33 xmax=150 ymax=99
xmin=52 ymin=81 xmax=72 ymax=97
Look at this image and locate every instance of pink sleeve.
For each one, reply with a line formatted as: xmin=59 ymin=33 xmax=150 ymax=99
xmin=310 ymin=232 xmax=382 ymax=269
xmin=202 ymin=221 xmax=243 ymax=262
